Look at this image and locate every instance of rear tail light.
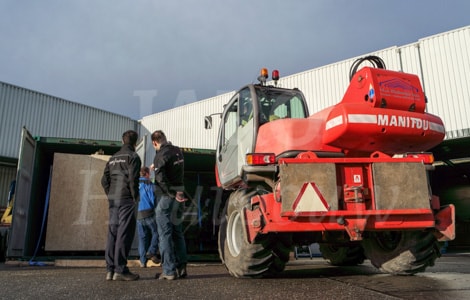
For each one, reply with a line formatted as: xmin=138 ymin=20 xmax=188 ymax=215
xmin=246 ymin=153 xmax=276 ymax=165
xmin=393 ymin=152 xmax=434 ymax=164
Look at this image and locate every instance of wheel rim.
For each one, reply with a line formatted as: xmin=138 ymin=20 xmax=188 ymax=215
xmin=227 ymin=210 xmax=244 ymax=257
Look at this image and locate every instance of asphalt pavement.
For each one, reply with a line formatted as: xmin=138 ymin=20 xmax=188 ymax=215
xmin=1 ymin=253 xmax=470 ymax=299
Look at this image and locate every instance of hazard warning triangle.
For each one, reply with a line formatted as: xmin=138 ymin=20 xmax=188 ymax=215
xmin=292 ymin=182 xmax=330 ymax=213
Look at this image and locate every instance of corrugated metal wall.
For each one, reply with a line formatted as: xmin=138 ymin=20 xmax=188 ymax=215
xmin=0 ymin=82 xmax=138 ymax=160
xmin=140 ymin=92 xmax=233 ymax=165
xmin=274 ymin=46 xmax=402 ymax=116
xmin=139 ymin=25 xmax=470 ymax=150
xmin=418 ymin=26 xmax=470 ymax=139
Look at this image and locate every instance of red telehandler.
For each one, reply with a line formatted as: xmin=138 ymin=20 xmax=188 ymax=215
xmin=204 ymin=56 xmax=455 ymax=278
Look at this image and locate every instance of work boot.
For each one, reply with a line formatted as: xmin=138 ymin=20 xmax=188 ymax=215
xmin=157 ymin=272 xmax=176 ymax=280
xmin=147 ymin=260 xmax=161 ymax=267
xmin=106 ymin=271 xmax=114 ymax=281
xmin=113 ymin=271 xmax=140 ymax=281
xmin=146 ymin=253 xmax=160 ymax=264
xmin=177 ymin=264 xmax=187 ymax=278
xmin=150 ymin=256 xmax=160 ymax=264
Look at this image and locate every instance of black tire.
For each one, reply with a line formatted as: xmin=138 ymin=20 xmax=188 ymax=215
xmin=361 ymin=230 xmax=441 ymax=275
xmin=218 ymin=189 xmax=290 ymax=278
xmin=319 ymin=243 xmax=365 ymax=266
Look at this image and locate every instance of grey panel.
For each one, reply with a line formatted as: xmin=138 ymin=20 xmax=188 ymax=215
xmin=372 ymin=162 xmax=430 ymax=210
xmin=45 ymin=154 xmax=109 ymax=251
xmin=280 ymin=163 xmax=338 ymax=212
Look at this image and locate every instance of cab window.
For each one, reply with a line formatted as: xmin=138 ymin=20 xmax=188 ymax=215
xmin=256 ymin=88 xmax=307 ymax=124
xmin=239 ymin=88 xmax=252 ymax=126
xmin=223 ymin=100 xmax=238 ymax=146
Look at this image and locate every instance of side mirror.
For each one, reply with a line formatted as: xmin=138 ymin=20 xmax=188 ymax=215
xmin=204 ymin=116 xmax=213 ymax=129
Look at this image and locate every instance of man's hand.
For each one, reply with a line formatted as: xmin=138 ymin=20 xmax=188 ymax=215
xmin=175 ymin=191 xmax=187 ymax=202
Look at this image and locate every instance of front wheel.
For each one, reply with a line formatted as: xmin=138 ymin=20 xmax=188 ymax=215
xmin=361 ymin=230 xmax=441 ymax=275
xmin=218 ymin=189 xmax=291 ymax=278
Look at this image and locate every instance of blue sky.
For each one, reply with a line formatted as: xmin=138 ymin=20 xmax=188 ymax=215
xmin=0 ymin=0 xmax=469 ymax=120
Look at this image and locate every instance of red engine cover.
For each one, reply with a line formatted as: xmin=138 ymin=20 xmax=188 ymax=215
xmin=322 ymin=103 xmax=445 ymax=154
xmin=321 ymin=67 xmax=445 ymax=154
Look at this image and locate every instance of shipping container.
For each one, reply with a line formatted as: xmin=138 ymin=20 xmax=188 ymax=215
xmin=4 ymin=127 xmax=222 ymax=261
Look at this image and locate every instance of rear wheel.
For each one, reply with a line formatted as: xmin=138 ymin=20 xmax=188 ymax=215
xmin=319 ymin=244 xmax=365 ymax=266
xmin=218 ymin=189 xmax=291 ymax=278
xmin=361 ymin=230 xmax=441 ymax=275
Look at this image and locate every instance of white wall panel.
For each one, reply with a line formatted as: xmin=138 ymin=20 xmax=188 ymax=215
xmin=271 ymin=47 xmax=402 ymax=117
xmin=416 ymin=26 xmax=470 ymax=139
xmin=398 ymin=43 xmax=423 ymax=80
xmin=139 ymin=92 xmax=233 ymax=165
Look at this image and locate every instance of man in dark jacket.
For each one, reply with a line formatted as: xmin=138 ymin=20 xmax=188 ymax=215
xmin=101 ymin=130 xmax=142 ymax=281
xmin=151 ymin=130 xmax=188 ymax=280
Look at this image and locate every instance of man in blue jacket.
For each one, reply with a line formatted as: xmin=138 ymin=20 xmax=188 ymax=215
xmin=101 ymin=130 xmax=141 ymax=281
xmin=137 ymin=167 xmax=160 ymax=268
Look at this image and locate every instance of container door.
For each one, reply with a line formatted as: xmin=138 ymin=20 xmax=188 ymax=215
xmin=216 ymin=94 xmax=240 ymax=188
xmin=7 ymin=127 xmax=36 ymax=257
xmin=136 ymin=134 xmax=146 ymax=166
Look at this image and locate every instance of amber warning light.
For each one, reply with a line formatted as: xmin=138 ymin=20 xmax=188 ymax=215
xmin=258 ymin=68 xmax=269 ymax=85
xmin=260 ymin=68 xmax=268 ymax=78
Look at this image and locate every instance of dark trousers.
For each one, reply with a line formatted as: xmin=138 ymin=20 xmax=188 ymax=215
xmin=155 ymin=194 xmax=187 ymax=275
xmin=106 ymin=200 xmax=137 ymax=274
xmin=137 ymin=216 xmax=159 ymax=265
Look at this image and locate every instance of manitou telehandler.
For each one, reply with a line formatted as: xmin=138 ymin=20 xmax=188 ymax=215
xmin=205 ymin=56 xmax=455 ymax=278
